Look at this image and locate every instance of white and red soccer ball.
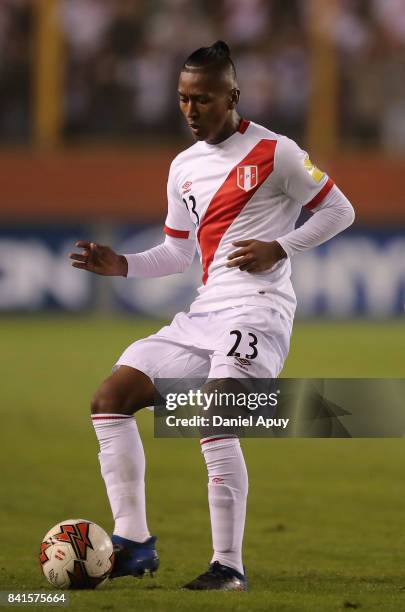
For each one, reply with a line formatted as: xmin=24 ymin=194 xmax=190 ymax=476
xmin=39 ymin=519 xmax=114 ymax=589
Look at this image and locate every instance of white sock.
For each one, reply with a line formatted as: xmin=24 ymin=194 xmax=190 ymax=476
xmin=201 ymin=436 xmax=248 ymax=575
xmin=92 ymin=414 xmax=151 ymax=543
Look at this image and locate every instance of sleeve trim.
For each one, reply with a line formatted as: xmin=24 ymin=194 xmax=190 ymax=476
xmin=163 ymin=225 xmax=190 ymax=239
xmin=304 ymin=177 xmax=335 ymax=210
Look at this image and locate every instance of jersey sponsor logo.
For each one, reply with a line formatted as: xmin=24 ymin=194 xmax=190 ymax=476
xmin=303 ymin=156 xmax=325 ymax=183
xmin=237 ymin=165 xmax=258 ymax=192
xmin=182 ymin=180 xmax=193 ymax=194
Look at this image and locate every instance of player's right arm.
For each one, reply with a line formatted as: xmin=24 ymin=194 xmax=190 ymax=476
xmin=70 ymin=161 xmax=196 ymax=278
xmin=124 ymin=159 xmax=196 ymax=277
xmin=70 ymin=241 xmax=128 ymax=276
xmin=69 ymin=237 xmax=196 ymax=278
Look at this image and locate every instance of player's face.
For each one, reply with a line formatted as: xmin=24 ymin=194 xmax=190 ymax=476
xmin=178 ymin=70 xmax=238 ymax=144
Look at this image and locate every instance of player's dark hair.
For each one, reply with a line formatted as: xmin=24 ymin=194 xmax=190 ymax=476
xmin=182 ymin=40 xmax=236 ymax=79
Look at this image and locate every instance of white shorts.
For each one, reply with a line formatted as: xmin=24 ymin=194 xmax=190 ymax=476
xmin=115 ymin=304 xmax=292 ymax=382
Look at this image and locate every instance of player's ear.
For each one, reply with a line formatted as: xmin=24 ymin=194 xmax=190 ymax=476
xmin=229 ymin=88 xmax=240 ymax=109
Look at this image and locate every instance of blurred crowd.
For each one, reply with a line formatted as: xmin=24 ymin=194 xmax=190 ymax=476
xmin=1 ymin=0 xmax=405 ymax=150
xmin=57 ymin=0 xmax=310 ymax=143
xmin=0 ymin=0 xmax=32 ymax=142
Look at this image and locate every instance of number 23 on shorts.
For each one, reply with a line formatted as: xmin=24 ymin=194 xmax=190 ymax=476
xmin=227 ymin=329 xmax=258 ymax=360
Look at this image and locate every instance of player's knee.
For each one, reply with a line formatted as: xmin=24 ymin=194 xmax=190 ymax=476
xmin=91 ymin=386 xmax=132 ymax=415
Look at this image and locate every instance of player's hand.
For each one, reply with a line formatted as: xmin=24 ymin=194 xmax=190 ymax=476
xmin=69 ymin=241 xmax=128 ymax=276
xmin=226 ymin=239 xmax=287 ymax=273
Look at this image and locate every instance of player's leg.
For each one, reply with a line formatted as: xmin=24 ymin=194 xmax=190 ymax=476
xmin=90 ymin=365 xmax=158 ymax=577
xmin=184 ymin=433 xmax=248 ymax=591
xmin=91 ymin=326 xmax=211 ymax=579
xmin=91 ymin=364 xmax=155 ymax=416
xmin=184 ymin=305 xmax=291 ymax=591
xmin=91 ymin=365 xmax=154 ymax=545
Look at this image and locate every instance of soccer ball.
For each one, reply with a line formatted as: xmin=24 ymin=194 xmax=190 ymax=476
xmin=39 ymin=519 xmax=114 ymax=589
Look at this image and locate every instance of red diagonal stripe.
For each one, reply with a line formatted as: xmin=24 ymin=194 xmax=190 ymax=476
xmin=197 ymin=139 xmax=277 ymax=284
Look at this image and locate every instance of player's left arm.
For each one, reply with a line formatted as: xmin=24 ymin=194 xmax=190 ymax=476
xmin=274 ymin=184 xmax=355 ymax=259
xmin=227 ymin=137 xmax=355 ymax=273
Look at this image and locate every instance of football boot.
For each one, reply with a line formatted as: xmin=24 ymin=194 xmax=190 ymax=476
xmin=110 ymin=534 xmax=159 ymax=578
xmin=182 ymin=561 xmax=247 ymax=591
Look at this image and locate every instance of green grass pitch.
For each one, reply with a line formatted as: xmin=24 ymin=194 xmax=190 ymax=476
xmin=0 ymin=316 xmax=404 ymax=611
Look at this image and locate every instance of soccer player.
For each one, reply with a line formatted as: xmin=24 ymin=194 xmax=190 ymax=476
xmin=70 ymin=41 xmax=355 ymax=591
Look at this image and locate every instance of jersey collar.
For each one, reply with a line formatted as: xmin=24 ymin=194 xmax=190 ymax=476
xmin=201 ymin=118 xmax=251 ymax=150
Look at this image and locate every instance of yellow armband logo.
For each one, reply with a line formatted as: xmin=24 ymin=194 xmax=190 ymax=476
xmin=304 ymin=156 xmax=325 ymax=183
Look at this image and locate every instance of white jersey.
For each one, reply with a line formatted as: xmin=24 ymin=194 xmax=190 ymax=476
xmin=164 ymin=119 xmax=334 ymax=320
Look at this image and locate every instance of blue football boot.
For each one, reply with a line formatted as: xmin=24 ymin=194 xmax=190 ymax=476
xmin=182 ymin=561 xmax=247 ymax=591
xmin=110 ymin=534 xmax=159 ymax=578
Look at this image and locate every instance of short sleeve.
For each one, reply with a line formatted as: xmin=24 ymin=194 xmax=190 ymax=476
xmin=164 ymin=161 xmax=195 ymax=238
xmin=273 ymin=136 xmax=334 ymax=210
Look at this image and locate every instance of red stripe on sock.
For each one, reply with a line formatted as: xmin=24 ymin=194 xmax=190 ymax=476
xmin=200 ymin=436 xmax=237 ymax=445
xmin=91 ymin=415 xmax=132 ymax=420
